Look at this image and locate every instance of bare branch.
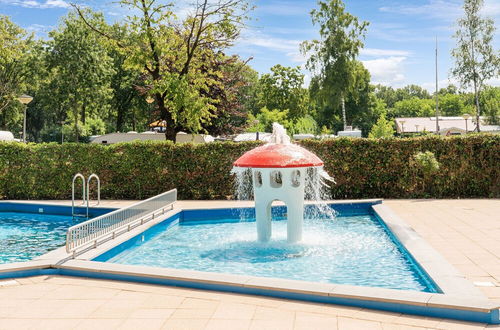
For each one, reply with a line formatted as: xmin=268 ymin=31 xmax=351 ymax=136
xmin=70 ymin=3 xmax=126 ymax=48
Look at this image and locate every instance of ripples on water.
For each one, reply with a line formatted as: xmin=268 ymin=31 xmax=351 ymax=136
xmin=0 ymin=212 xmax=77 ymax=264
xmin=106 ymin=214 xmax=436 ymax=293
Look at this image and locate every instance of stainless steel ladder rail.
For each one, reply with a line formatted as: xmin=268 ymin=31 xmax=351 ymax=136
xmin=86 ymin=174 xmax=101 ymax=217
xmin=72 ymin=173 xmax=86 ymax=218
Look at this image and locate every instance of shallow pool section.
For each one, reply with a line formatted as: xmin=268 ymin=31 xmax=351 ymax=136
xmin=95 ymin=204 xmax=439 ymax=293
xmin=0 ymin=203 xmax=114 ymax=264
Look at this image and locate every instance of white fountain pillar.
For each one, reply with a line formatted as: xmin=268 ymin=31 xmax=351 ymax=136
xmin=252 ymin=167 xmax=307 ymax=243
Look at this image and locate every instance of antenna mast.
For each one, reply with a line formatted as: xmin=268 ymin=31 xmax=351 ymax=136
xmin=435 ymin=37 xmax=440 ymax=134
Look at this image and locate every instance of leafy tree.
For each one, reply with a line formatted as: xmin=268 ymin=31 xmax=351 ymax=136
xmin=291 ymin=115 xmax=318 ymax=135
xmin=438 ymin=93 xmax=470 ymax=116
xmin=373 ymin=85 xmax=398 ymax=108
xmin=47 ymin=10 xmax=114 ymax=141
xmin=396 ymin=84 xmax=431 ymax=100
xmin=75 ymin=0 xmax=251 ymax=141
xmin=391 ymin=97 xmax=435 ymax=117
xmin=438 ymin=84 xmax=459 ymax=95
xmin=0 ymin=16 xmax=33 ymax=130
xmin=368 ymin=113 xmax=394 ymax=138
xmin=301 ymin=0 xmax=369 ymax=130
xmin=105 ymin=23 xmax=146 ymax=133
xmin=256 ymin=64 xmax=308 ymax=119
xmin=451 ymin=0 xmax=500 ymax=132
xmin=480 ymin=86 xmax=500 ymax=124
xmin=247 ymin=107 xmax=290 ymax=133
xmin=355 ymin=94 xmax=387 ymax=135
xmin=203 ymin=56 xmax=258 ymax=136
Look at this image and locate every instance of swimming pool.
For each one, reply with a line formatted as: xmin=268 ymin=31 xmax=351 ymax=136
xmin=0 ymin=203 xmax=113 ymax=264
xmin=95 ymin=203 xmax=439 ymax=293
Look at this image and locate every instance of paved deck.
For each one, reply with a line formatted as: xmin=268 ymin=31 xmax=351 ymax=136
xmin=1 ymin=199 xmax=499 ymax=329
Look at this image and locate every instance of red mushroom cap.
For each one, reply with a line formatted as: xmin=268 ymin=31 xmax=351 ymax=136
xmin=233 ymin=143 xmax=324 ymax=168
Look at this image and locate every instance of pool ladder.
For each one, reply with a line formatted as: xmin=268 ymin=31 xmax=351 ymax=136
xmin=72 ymin=173 xmax=100 ymax=219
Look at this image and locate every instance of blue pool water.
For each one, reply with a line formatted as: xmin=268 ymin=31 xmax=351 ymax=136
xmin=96 ymin=205 xmax=439 ymax=293
xmin=0 ymin=212 xmax=78 ymax=264
xmin=0 ymin=204 xmax=114 ymax=264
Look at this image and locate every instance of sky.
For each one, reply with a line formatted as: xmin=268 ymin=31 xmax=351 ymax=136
xmin=1 ymin=0 xmax=499 ymax=91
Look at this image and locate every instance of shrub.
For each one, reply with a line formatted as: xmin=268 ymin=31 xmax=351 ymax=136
xmin=413 ymin=151 xmax=440 ymax=175
xmin=0 ymin=135 xmax=498 ymax=200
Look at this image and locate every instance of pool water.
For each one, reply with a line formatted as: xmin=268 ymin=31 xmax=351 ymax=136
xmin=0 ymin=212 xmax=79 ymax=264
xmin=96 ymin=208 xmax=439 ymax=293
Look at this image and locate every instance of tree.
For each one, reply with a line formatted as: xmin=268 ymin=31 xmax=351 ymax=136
xmin=0 ymin=16 xmax=33 ymax=130
xmin=75 ymin=0 xmax=251 ymax=141
xmin=396 ymin=84 xmax=431 ymax=100
xmin=355 ymin=93 xmax=387 ymax=136
xmin=47 ymin=10 xmax=114 ymax=142
xmin=368 ymin=113 xmax=394 ymax=138
xmin=480 ymin=86 xmax=500 ymax=125
xmin=246 ymin=107 xmax=291 ymax=133
xmin=256 ymin=64 xmax=308 ymax=120
xmin=391 ymin=97 xmax=435 ymax=118
xmin=301 ymin=0 xmax=369 ymax=130
xmin=373 ymin=85 xmax=398 ymax=108
xmin=202 ymin=55 xmax=258 ymax=136
xmin=451 ymin=0 xmax=499 ymax=132
xmin=438 ymin=93 xmax=469 ymax=116
xmin=310 ymin=60 xmax=373 ymax=135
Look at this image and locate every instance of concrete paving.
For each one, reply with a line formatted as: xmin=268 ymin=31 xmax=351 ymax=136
xmin=1 ymin=199 xmax=499 ymax=329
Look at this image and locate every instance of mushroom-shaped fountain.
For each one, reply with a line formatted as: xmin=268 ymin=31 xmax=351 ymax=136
xmin=233 ymin=123 xmax=325 ymax=243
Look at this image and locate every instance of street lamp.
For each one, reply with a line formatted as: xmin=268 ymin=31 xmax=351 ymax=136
xmin=18 ymin=94 xmax=33 ymax=143
xmin=146 ymin=96 xmax=155 ymax=131
xmin=462 ymin=113 xmax=470 ymax=134
xmin=415 ymin=124 xmax=420 ymax=134
xmin=400 ymin=120 xmax=405 ymax=136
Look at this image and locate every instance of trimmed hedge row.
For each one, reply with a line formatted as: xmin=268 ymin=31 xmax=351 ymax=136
xmin=0 ymin=135 xmax=498 ymax=200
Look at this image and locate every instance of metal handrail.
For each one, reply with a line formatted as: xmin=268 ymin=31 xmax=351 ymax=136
xmin=66 ymin=189 xmax=177 ymax=255
xmin=86 ymin=174 xmax=100 ymax=217
xmin=72 ymin=173 xmax=86 ymax=217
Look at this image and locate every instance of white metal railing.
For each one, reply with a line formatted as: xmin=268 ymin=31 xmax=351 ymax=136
xmin=72 ymin=173 xmax=86 ymax=217
xmin=66 ymin=189 xmax=177 ymax=255
xmin=86 ymin=174 xmax=101 ymax=217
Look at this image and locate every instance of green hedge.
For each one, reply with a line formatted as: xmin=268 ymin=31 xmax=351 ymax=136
xmin=0 ymin=135 xmax=498 ymax=200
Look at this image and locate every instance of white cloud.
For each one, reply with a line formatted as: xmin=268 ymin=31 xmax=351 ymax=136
xmin=257 ymin=2 xmax=310 ymax=16
xmin=379 ymin=0 xmax=500 ymax=22
xmin=236 ymin=31 xmax=304 ymax=64
xmin=360 ymin=48 xmax=411 ymax=57
xmin=379 ymin=0 xmax=462 ymax=22
xmin=0 ymin=0 xmax=70 ymax=9
xmin=421 ymin=78 xmax=457 ymax=92
xmin=421 ymin=77 xmax=500 ymax=92
xmin=362 ymin=56 xmax=407 ymax=85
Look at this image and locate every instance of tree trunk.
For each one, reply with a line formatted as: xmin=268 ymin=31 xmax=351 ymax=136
xmin=73 ymin=107 xmax=79 ymax=143
xmin=81 ymin=105 xmax=86 ymax=125
xmin=473 ymin=80 xmax=481 ymax=132
xmin=341 ymin=95 xmax=347 ymax=131
xmin=116 ymin=107 xmax=125 ymax=132
xmin=157 ymin=94 xmax=177 ymax=142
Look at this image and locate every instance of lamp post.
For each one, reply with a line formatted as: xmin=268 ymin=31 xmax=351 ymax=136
xmin=415 ymin=124 xmax=420 ymax=135
xmin=400 ymin=120 xmax=405 ymax=137
xmin=18 ymin=94 xmax=33 ymax=143
xmin=146 ymin=96 xmax=154 ymax=131
xmin=462 ymin=113 xmax=470 ymax=134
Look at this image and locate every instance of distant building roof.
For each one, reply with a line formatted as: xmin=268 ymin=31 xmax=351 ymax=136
xmin=394 ymin=116 xmax=500 ymax=133
xmin=234 ymin=132 xmax=272 ymax=142
xmin=91 ymin=132 xmax=214 ymax=144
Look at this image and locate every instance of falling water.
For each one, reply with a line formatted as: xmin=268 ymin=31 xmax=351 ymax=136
xmin=232 ymin=122 xmax=337 ymax=222
xmin=304 ymin=167 xmax=337 ymax=220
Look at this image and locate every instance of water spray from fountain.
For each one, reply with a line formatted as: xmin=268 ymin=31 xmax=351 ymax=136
xmin=232 ymin=123 xmax=336 ymax=243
